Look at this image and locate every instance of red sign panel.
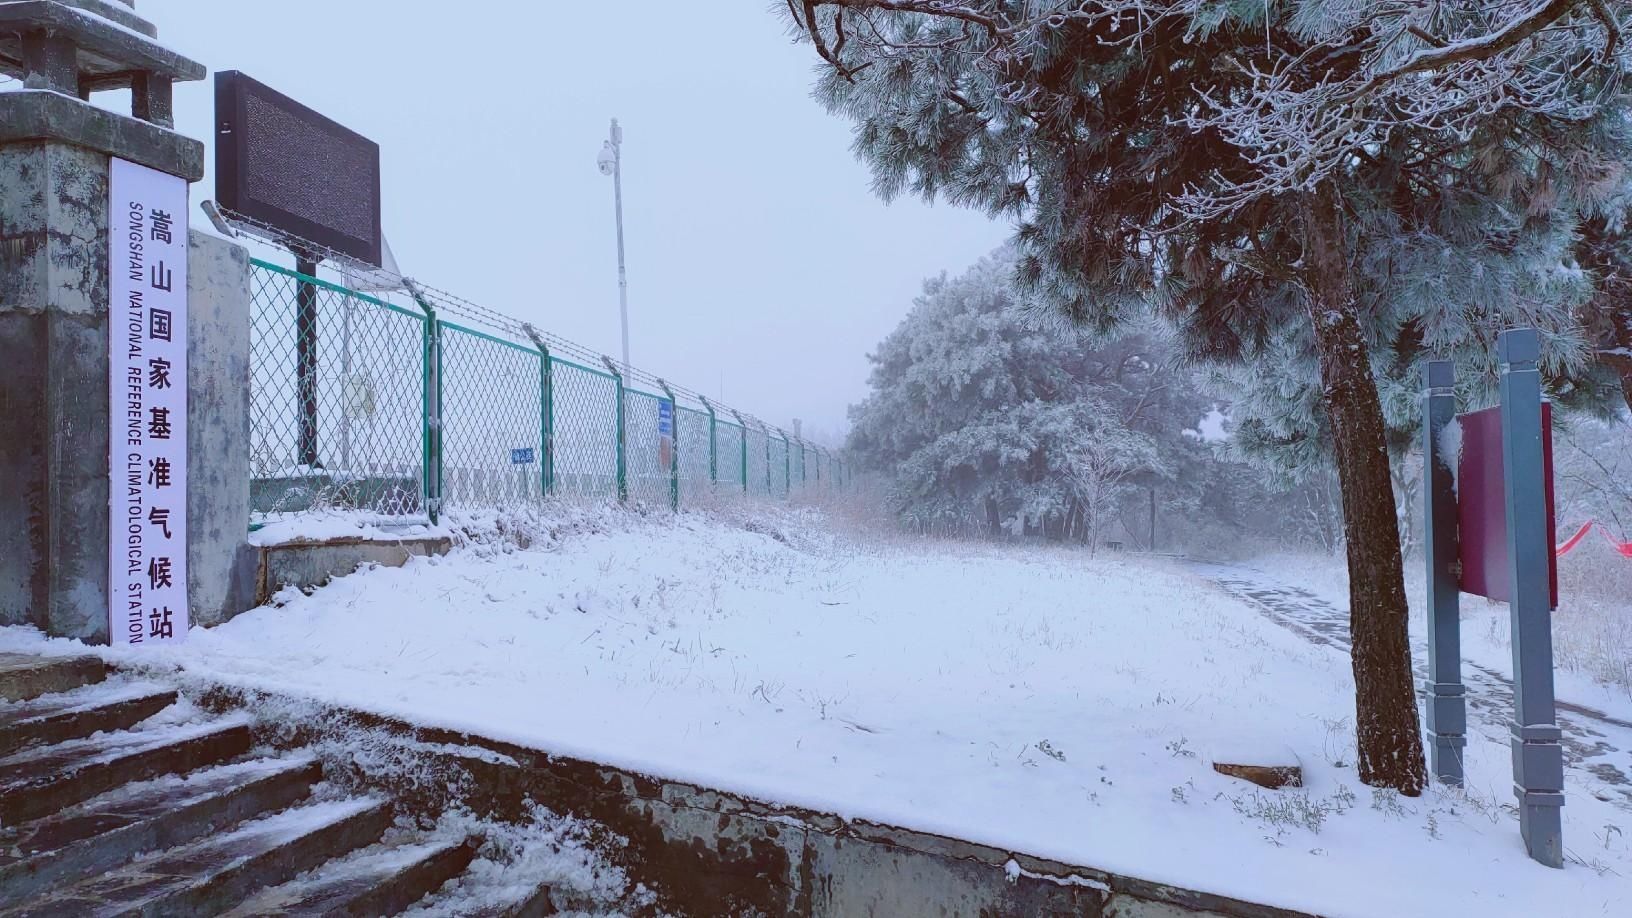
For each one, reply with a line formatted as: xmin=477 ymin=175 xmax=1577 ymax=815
xmin=1455 ymin=403 xmax=1556 ymax=607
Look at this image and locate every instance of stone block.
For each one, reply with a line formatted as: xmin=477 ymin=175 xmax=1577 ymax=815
xmin=187 ymin=230 xmax=256 ymax=628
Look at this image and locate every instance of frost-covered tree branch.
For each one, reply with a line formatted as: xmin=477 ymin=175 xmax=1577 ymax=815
xmin=787 ymin=0 xmax=1626 ymax=219
xmin=1176 ymin=0 xmax=1624 ymax=218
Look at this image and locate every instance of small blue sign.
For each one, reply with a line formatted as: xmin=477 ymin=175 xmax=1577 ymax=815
xmin=511 ymin=447 xmax=535 ymax=465
xmin=657 ymin=399 xmax=674 ymax=437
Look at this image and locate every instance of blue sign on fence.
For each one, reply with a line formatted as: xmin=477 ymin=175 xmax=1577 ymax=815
xmin=658 ymin=400 xmax=674 ymax=469
xmin=511 ymin=447 xmax=535 ymax=465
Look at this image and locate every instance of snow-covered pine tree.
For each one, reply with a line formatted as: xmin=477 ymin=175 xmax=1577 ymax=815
xmin=848 ymin=249 xmax=1205 ymax=542
xmin=780 ymin=0 xmax=1629 ymax=794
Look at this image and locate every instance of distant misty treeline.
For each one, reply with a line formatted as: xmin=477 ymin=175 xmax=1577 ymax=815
xmin=845 ymin=247 xmax=1630 ymax=558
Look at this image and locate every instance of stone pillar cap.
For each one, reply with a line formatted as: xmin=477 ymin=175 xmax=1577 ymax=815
xmin=0 ymin=90 xmax=204 ymax=179
xmin=0 ymin=1 xmax=203 ymax=84
xmin=53 ymin=0 xmax=156 ymax=38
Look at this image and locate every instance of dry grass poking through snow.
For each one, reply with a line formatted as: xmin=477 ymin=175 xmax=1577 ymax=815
xmin=1255 ymin=543 xmax=1632 ymax=700
xmin=1551 ymin=541 xmax=1632 ymax=694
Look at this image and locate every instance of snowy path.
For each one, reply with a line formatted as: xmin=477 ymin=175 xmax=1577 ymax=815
xmin=1191 ymin=561 xmax=1632 ymax=810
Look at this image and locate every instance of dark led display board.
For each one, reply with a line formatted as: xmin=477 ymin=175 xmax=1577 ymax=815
xmin=215 ymin=70 xmax=382 ymax=266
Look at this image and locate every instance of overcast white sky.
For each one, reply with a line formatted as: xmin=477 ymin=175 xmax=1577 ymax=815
xmin=143 ymin=0 xmax=1009 ymax=440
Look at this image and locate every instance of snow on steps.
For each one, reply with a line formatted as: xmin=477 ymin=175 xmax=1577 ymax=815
xmin=14 ymin=796 xmax=396 ymax=917
xmin=0 ymin=713 xmax=255 ymax=823
xmin=0 ymin=680 xmax=177 ymax=754
xmin=0 ymin=754 xmax=322 ymax=903
xmin=0 ymin=653 xmax=559 ymax=916
xmin=219 ymin=835 xmax=475 ymax=917
xmin=0 ymin=653 xmax=107 ymax=703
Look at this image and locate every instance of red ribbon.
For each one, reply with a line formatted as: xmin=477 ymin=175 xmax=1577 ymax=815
xmin=1603 ymin=525 xmax=1632 ymax=559
xmin=1556 ymin=521 xmax=1594 ymax=558
xmin=1556 ymin=521 xmax=1632 ymax=559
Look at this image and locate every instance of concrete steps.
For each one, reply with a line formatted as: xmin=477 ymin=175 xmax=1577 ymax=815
xmin=0 ymin=654 xmax=107 ymax=703
xmin=0 ymin=754 xmax=322 ymax=903
xmin=220 ymin=834 xmax=476 ymax=917
xmin=0 ymin=714 xmax=256 ymax=823
xmin=11 ymin=797 xmax=396 ymax=917
xmin=0 ymin=681 xmax=179 ymax=755
xmin=0 ymin=653 xmax=568 ymax=916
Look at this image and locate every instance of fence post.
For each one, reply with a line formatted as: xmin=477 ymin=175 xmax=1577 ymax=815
xmin=602 ymin=356 xmax=628 ymax=502
xmin=658 ymin=379 xmax=680 ymax=513
xmin=295 ymin=255 xmax=321 ymax=468
xmin=764 ymin=424 xmax=774 ymax=496
xmin=1422 ymin=359 xmax=1465 ymax=787
xmin=406 ymin=285 xmax=442 ymax=524
xmin=1498 ymin=328 xmax=1564 ymax=869
xmin=732 ymin=411 xmax=750 ymax=495
xmin=700 ymin=396 xmax=718 ymax=487
xmin=777 ymin=429 xmax=791 ymax=498
xmin=521 ymin=324 xmax=555 ymax=498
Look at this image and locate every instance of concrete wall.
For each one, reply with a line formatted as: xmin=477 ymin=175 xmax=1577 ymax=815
xmin=187 ymin=230 xmax=257 ymax=627
xmin=254 ymin=537 xmax=452 ymax=607
xmin=216 ymin=694 xmax=1313 ymax=918
xmin=0 ymin=141 xmax=113 ymax=641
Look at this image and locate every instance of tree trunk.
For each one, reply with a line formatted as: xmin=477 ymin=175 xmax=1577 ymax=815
xmin=1606 ymin=305 xmax=1632 ymax=415
xmin=1302 ymin=187 xmax=1427 ymax=796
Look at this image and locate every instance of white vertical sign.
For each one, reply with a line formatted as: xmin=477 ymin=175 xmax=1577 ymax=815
xmin=109 ymin=158 xmax=189 ymax=646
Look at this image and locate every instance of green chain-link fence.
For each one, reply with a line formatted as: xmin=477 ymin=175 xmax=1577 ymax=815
xmin=439 ymin=322 xmax=545 ymax=510
xmin=714 ymin=420 xmax=747 ymax=496
xmin=249 ymin=262 xmax=429 ymax=526
xmin=248 ymin=258 xmax=848 ymax=527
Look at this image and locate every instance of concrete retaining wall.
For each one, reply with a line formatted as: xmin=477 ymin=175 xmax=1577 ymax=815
xmin=253 ymin=536 xmax=453 ymax=606
xmin=205 ymin=690 xmax=1314 ymax=918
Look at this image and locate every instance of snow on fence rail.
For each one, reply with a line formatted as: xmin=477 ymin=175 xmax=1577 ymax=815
xmin=247 ymin=259 xmax=846 ymax=528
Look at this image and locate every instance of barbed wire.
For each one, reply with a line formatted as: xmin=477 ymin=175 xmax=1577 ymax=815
xmin=210 ymin=205 xmax=815 ymax=444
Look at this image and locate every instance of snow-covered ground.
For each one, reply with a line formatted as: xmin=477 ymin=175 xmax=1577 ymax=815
xmin=6 ymin=507 xmax=1630 ymax=917
xmin=1241 ymin=546 xmax=1632 ymax=717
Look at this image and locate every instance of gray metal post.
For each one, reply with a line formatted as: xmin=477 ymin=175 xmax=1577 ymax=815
xmin=1422 ymin=360 xmax=1466 ymax=786
xmin=599 ymin=119 xmax=630 ymax=369
xmin=1498 ymin=328 xmax=1564 ymax=868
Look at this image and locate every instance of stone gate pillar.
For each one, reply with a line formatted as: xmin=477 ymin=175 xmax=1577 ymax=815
xmin=0 ymin=0 xmax=206 ymax=641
